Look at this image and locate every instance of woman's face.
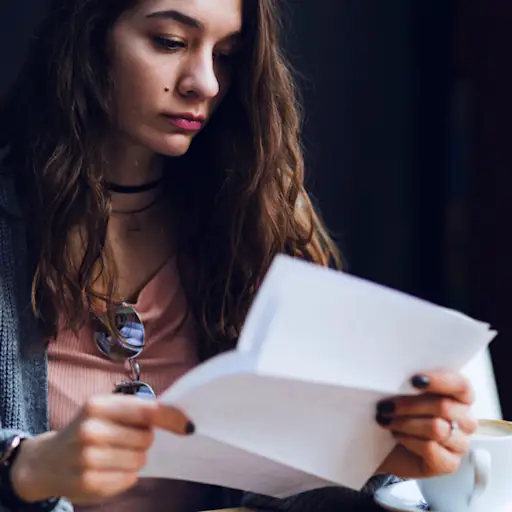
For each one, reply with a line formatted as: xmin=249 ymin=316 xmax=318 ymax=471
xmin=109 ymin=0 xmax=242 ymax=157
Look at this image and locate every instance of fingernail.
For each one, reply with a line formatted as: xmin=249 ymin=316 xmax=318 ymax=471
xmin=376 ymin=414 xmax=393 ymax=427
xmin=185 ymin=421 xmax=196 ymax=435
xmin=411 ymin=374 xmax=430 ymax=389
xmin=377 ymin=400 xmax=396 ymax=414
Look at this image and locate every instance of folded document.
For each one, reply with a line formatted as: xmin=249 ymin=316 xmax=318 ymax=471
xmin=140 ymin=255 xmax=497 ymax=497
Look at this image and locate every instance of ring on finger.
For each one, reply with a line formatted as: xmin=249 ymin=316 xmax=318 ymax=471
xmin=445 ymin=420 xmax=460 ymax=443
xmin=442 ymin=420 xmax=470 ymax=455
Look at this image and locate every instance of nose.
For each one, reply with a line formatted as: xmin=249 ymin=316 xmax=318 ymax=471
xmin=178 ymin=49 xmax=220 ymax=101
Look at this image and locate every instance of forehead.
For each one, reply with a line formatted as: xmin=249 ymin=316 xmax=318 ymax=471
xmin=132 ymin=0 xmax=242 ymax=35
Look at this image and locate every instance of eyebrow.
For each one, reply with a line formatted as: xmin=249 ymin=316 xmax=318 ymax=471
xmin=146 ymin=9 xmax=241 ymax=38
xmin=146 ymin=9 xmax=204 ymax=30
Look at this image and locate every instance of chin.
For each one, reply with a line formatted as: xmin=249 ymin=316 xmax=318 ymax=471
xmin=151 ymin=133 xmax=195 ymax=157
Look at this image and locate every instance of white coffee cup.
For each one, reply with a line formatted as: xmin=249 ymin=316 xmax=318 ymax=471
xmin=418 ymin=419 xmax=512 ymax=512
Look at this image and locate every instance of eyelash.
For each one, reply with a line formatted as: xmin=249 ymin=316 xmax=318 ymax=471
xmin=153 ymin=36 xmax=185 ymax=51
xmin=152 ymin=36 xmax=234 ymax=62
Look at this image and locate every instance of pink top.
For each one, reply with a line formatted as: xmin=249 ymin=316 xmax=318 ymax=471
xmin=48 ymin=258 xmax=208 ymax=511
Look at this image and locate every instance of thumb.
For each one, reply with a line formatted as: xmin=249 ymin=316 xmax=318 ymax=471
xmin=151 ymin=403 xmax=195 ymax=435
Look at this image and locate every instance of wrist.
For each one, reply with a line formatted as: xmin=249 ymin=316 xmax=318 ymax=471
xmin=375 ymin=461 xmax=389 ymax=476
xmin=11 ymin=433 xmax=58 ymax=503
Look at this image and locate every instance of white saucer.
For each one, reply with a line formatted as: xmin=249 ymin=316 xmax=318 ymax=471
xmin=375 ymin=480 xmax=512 ymax=512
xmin=374 ymin=480 xmax=430 ymax=511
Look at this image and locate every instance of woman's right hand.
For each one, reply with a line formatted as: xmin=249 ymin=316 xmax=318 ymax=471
xmin=10 ymin=395 xmax=193 ymax=504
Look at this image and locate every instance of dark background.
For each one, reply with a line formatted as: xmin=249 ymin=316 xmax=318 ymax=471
xmin=2 ymin=1 xmax=511 ymax=415
xmin=283 ymin=0 xmax=512 ymax=417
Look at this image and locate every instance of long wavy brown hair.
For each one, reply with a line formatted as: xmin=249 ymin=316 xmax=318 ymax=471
xmin=0 ymin=0 xmax=340 ymax=359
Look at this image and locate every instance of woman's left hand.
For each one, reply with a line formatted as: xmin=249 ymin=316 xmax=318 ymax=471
xmin=376 ymin=370 xmax=478 ymax=479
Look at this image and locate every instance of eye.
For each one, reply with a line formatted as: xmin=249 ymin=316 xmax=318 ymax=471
xmin=153 ymin=36 xmax=186 ymax=52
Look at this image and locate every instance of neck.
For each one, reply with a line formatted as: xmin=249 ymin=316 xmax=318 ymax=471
xmin=105 ymin=140 xmax=163 ymax=213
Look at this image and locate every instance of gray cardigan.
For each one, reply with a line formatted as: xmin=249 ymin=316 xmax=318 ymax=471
xmin=0 ymin=170 xmax=393 ymax=511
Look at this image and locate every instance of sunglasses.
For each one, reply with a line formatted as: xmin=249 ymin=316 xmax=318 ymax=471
xmin=92 ymin=303 xmax=156 ymax=399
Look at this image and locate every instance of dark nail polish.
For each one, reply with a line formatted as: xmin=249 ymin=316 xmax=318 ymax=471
xmin=376 ymin=413 xmax=393 ymax=427
xmin=377 ymin=400 xmax=396 ymax=414
xmin=185 ymin=421 xmax=196 ymax=435
xmin=411 ymin=375 xmax=430 ymax=389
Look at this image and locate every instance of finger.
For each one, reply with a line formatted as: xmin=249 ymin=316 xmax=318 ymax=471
xmin=384 ymin=417 xmax=470 ymax=455
xmin=377 ymin=395 xmax=477 ymax=434
xmin=78 ymin=418 xmax=154 ymax=450
xmin=81 ymin=396 xmax=158 ymax=427
xmin=77 ymin=446 xmax=147 ymax=471
xmin=410 ymin=371 xmax=474 ymax=404
xmin=442 ymin=426 xmax=471 ymax=455
xmin=82 ymin=396 xmax=191 ymax=434
xmin=70 ymin=470 xmax=138 ymax=503
xmin=151 ymin=403 xmax=195 ymax=435
xmin=393 ymin=433 xmax=461 ymax=476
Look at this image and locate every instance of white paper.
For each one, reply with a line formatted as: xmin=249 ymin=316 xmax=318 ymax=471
xmin=143 ymin=430 xmax=334 ymax=498
xmin=462 ymin=348 xmax=502 ymax=420
xmin=251 ymin=257 xmax=496 ymax=395
xmin=140 ymin=254 xmax=497 ymax=498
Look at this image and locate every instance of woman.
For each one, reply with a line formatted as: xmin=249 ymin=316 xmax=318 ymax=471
xmin=0 ymin=0 xmax=477 ymax=510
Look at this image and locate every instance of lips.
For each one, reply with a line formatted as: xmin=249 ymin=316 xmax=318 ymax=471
xmin=164 ymin=114 xmax=205 ymax=132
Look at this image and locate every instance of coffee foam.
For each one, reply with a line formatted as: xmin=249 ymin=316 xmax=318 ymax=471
xmin=476 ymin=421 xmax=512 ymax=437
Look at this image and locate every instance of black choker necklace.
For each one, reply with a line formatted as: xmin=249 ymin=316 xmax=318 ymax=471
xmin=106 ymin=178 xmax=162 ymax=194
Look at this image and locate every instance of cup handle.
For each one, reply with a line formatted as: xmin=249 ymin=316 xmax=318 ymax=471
xmin=467 ymin=448 xmax=491 ymax=506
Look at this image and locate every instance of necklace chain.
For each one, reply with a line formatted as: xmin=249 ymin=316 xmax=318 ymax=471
xmin=111 ymin=196 xmax=160 ymax=216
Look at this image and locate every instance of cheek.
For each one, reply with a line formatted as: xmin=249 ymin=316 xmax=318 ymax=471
xmin=210 ymin=71 xmax=233 ymax=109
xmin=217 ymin=64 xmax=234 ymax=92
xmin=110 ymin=58 xmax=171 ymax=131
xmin=113 ymin=59 xmax=158 ymax=109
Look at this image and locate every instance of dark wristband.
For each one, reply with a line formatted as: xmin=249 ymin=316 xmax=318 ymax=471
xmin=0 ymin=436 xmax=59 ymax=511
